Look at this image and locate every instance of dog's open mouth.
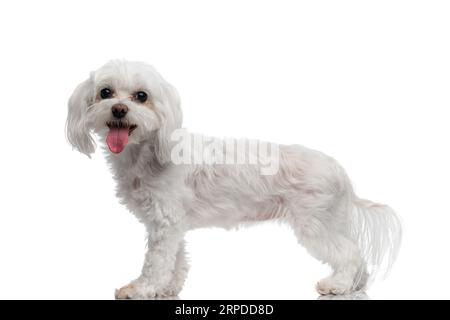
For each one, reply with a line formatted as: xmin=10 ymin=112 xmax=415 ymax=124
xmin=106 ymin=121 xmax=137 ymax=154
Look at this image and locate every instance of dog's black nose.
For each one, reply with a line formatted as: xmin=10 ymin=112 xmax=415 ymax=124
xmin=111 ymin=104 xmax=128 ymax=119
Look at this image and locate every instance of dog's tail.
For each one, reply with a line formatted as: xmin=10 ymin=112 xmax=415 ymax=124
xmin=350 ymin=198 xmax=402 ymax=281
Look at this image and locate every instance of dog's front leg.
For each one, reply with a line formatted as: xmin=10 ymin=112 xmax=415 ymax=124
xmin=115 ymin=203 xmax=185 ymax=299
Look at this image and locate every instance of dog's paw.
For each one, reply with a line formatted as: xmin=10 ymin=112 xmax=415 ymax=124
xmin=316 ymin=275 xmax=353 ymax=295
xmin=159 ymin=286 xmax=182 ymax=297
xmin=157 ymin=280 xmax=184 ymax=297
xmin=115 ymin=280 xmax=156 ymax=299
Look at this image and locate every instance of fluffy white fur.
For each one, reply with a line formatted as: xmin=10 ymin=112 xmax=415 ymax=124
xmin=66 ymin=60 xmax=402 ymax=298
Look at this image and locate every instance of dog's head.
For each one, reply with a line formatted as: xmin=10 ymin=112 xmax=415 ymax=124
xmin=66 ymin=60 xmax=182 ymax=162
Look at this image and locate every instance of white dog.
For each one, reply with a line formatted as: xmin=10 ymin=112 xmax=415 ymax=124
xmin=66 ymin=60 xmax=402 ymax=298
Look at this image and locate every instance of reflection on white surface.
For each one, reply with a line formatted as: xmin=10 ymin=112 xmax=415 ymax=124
xmin=142 ymin=292 xmax=370 ymax=300
xmin=146 ymin=296 xmax=181 ymax=300
xmin=317 ymin=291 xmax=370 ymax=300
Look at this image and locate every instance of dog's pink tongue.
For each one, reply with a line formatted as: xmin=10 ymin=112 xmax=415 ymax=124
xmin=106 ymin=128 xmax=129 ymax=154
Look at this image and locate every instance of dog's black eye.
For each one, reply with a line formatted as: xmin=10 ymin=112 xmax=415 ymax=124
xmin=135 ymin=91 xmax=148 ymax=103
xmin=100 ymin=88 xmax=113 ymax=99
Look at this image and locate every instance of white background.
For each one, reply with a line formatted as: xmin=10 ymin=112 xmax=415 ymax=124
xmin=0 ymin=0 xmax=449 ymax=300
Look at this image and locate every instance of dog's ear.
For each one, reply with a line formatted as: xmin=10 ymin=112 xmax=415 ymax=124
xmin=154 ymin=81 xmax=183 ymax=164
xmin=66 ymin=73 xmax=96 ymax=156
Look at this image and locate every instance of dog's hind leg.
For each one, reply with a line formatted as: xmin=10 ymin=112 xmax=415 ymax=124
xmin=289 ymin=196 xmax=367 ymax=295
